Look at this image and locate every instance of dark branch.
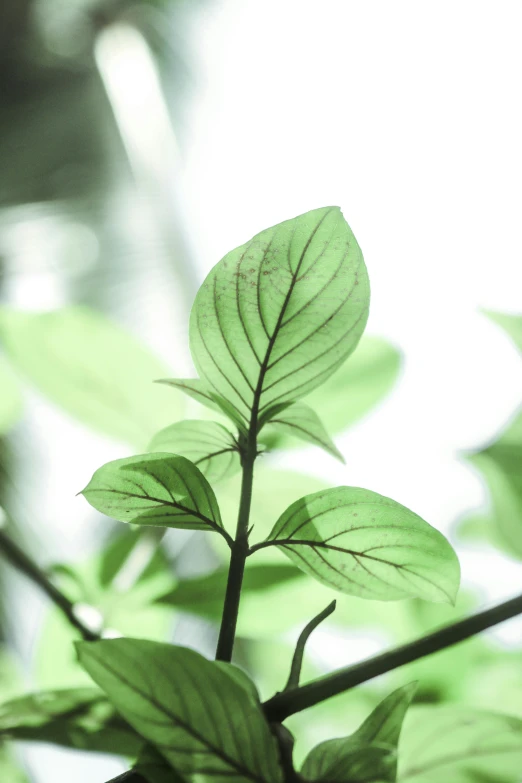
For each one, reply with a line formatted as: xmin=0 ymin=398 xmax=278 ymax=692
xmin=264 ymin=591 xmax=522 ymax=722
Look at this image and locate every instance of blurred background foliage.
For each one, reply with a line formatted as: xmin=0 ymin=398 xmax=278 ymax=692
xmin=0 ymin=1 xmax=521 ymax=781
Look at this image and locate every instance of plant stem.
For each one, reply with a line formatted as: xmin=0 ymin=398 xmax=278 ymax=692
xmin=215 ymin=443 xmax=256 ymax=662
xmin=0 ymin=527 xmax=99 ymax=642
xmin=264 ymin=590 xmax=522 ymax=722
xmin=283 ymin=600 xmax=336 ymax=691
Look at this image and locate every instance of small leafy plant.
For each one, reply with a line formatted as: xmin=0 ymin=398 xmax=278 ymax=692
xmin=1 ymin=207 xmax=522 ymax=782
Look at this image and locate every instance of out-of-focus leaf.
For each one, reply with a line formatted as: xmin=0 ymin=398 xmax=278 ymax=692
xmin=465 ymin=408 xmax=522 ymax=559
xmin=77 ymin=639 xmax=283 ymax=782
xmin=0 ymin=745 xmax=28 ymax=783
xmin=0 ymin=355 xmax=23 ymax=435
xmin=261 ymin=402 xmax=344 ymax=461
xmin=263 ymin=487 xmax=460 ymax=603
xmin=398 ymin=706 xmax=522 ymax=783
xmin=98 ymin=528 xmax=169 ymax=590
xmin=149 ymin=420 xmax=240 ymax=483
xmin=0 ymin=306 xmax=184 ymax=447
xmin=155 ymin=562 xmax=302 ymax=619
xmin=301 ymin=683 xmax=416 ymax=781
xmin=190 ymin=206 xmax=370 ymax=427
xmin=0 ymin=688 xmax=140 ymax=755
xmin=80 ymin=453 xmax=225 ymax=534
xmin=264 ymin=335 xmax=401 ymax=451
xmin=483 ymin=309 xmax=522 ymax=353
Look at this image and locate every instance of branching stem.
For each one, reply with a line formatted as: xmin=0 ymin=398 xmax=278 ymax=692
xmin=263 ymin=590 xmax=522 ymax=722
xmin=283 ymin=600 xmax=336 ymax=691
xmin=0 ymin=527 xmax=99 ymax=642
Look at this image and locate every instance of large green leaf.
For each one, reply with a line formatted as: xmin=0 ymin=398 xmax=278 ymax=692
xmin=0 ymin=354 xmax=23 ymax=435
xmin=155 ymin=562 xmax=301 ymax=619
xmin=189 ymin=206 xmax=370 ymax=427
xmin=261 ymin=402 xmax=344 ymax=461
xmin=80 ymin=453 xmax=227 ymax=537
xmin=0 ymin=687 xmax=140 ymax=755
xmin=398 ymin=706 xmax=522 ymax=782
xmin=0 ymin=306 xmax=184 ymax=447
xmin=301 ymin=683 xmax=416 ymax=781
xmin=261 ymin=487 xmax=460 ymax=603
xmin=76 ymin=638 xmax=283 ymax=782
xmin=149 ymin=420 xmax=240 ymax=483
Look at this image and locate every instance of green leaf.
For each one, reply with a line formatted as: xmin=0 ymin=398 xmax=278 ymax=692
xmin=149 ymin=420 xmax=240 ymax=484
xmin=80 ymin=453 xmax=227 ymax=537
xmin=189 ymin=206 xmax=370 ymax=427
xmin=483 ymin=309 xmax=522 ymax=352
xmin=0 ymin=354 xmax=23 ymax=435
xmin=398 ymin=706 xmax=522 ymax=782
xmin=0 ymin=306 xmax=183 ymax=447
xmin=98 ymin=528 xmax=170 ymax=589
xmin=465 ymin=409 xmax=522 ymax=559
xmin=155 ymin=562 xmax=301 ymax=619
xmin=261 ymin=402 xmax=344 ymax=461
xmin=76 ymin=638 xmax=283 ymax=782
xmin=0 ymin=688 xmax=140 ymax=755
xmin=301 ymin=683 xmax=417 ymax=781
xmin=263 ymin=487 xmax=460 ymax=603
xmin=0 ymin=745 xmax=28 ymax=783
xmin=155 ymin=378 xmax=247 ymax=433
xmin=133 ymin=745 xmax=185 ymax=783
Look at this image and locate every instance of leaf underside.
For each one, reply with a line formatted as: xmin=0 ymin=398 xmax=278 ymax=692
xmin=266 ymin=487 xmax=460 ymax=603
xmin=76 ymin=638 xmax=283 ymax=783
xmin=189 ymin=206 xmax=370 ymax=428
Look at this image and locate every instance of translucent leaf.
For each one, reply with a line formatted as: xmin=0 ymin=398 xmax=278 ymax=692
xmin=465 ymin=408 xmax=522 ymax=559
xmin=261 ymin=402 xmax=344 ymax=461
xmin=156 ymin=378 xmax=247 ymax=433
xmin=149 ymin=420 xmax=240 ymax=484
xmin=0 ymin=306 xmax=183 ymax=447
xmin=80 ymin=453 xmax=226 ymax=535
xmin=0 ymin=688 xmax=139 ymax=756
xmin=301 ymin=683 xmax=416 ymax=781
xmin=263 ymin=487 xmax=460 ymax=603
xmin=76 ymin=638 xmax=283 ymax=782
xmin=155 ymin=562 xmax=301 ymax=619
xmin=0 ymin=746 xmax=28 ymax=783
xmin=0 ymin=354 xmax=23 ymax=435
xmin=398 ymin=706 xmax=522 ymax=783
xmin=189 ymin=206 xmax=370 ymax=427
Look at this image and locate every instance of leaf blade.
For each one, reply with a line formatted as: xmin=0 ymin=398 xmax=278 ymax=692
xmin=265 ymin=487 xmax=460 ymax=604
xmin=80 ymin=453 xmax=225 ymax=536
xmin=264 ymin=402 xmax=344 ymax=461
xmin=76 ymin=639 xmax=283 ymax=783
xmin=189 ymin=206 xmax=370 ymax=425
xmin=149 ymin=420 xmax=240 ymax=484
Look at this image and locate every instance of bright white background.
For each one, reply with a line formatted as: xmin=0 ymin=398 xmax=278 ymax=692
xmin=17 ymin=1 xmax=522 ymax=779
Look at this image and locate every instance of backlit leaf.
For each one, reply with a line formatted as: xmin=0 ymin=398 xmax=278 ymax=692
xmin=76 ymin=638 xmax=283 ymax=782
xmin=483 ymin=309 xmax=522 ymax=353
xmin=261 ymin=402 xmax=344 ymax=461
xmin=301 ymin=683 xmax=416 ymax=781
xmin=155 ymin=378 xmax=247 ymax=433
xmin=0 ymin=688 xmax=139 ymax=756
xmin=149 ymin=420 xmax=240 ymax=484
xmin=190 ymin=206 xmax=370 ymax=428
xmin=262 ymin=487 xmax=460 ymax=603
xmin=398 ymin=706 xmax=522 ymax=782
xmin=0 ymin=306 xmax=183 ymax=448
xmin=80 ymin=453 xmax=227 ymax=537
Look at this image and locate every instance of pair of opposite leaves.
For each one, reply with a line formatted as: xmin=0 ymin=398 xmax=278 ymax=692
xmin=81 ymin=206 xmax=460 ymax=605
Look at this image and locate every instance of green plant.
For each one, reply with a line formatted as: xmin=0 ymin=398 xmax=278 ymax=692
xmin=1 ymin=206 xmax=522 ymax=782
